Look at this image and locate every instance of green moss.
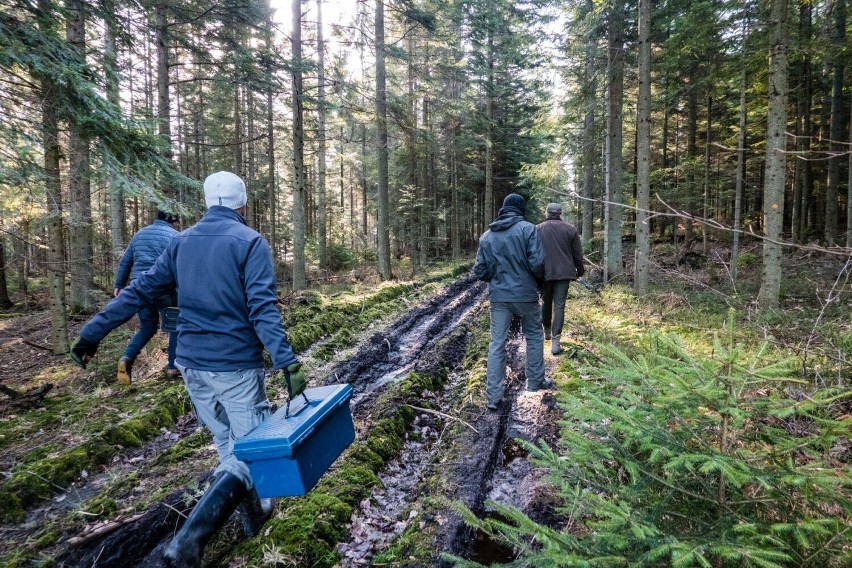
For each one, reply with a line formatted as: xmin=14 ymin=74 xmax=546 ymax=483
xmin=33 ymin=530 xmax=60 ymax=549
xmin=347 ymin=443 xmax=384 ymax=471
xmin=364 ymin=411 xmax=412 ymax=462
xmin=155 ymin=430 xmax=211 ymax=465
xmin=19 ymin=443 xmax=61 ymax=465
xmin=0 ymin=492 xmax=24 ymax=524
xmin=0 ymin=550 xmax=32 ymax=567
xmin=237 ymin=492 xmax=352 ymax=567
xmin=282 ymin=281 xmax=418 ymax=354
xmin=320 ymin=464 xmax=379 ymax=502
xmin=372 ymin=509 xmax=434 ymax=565
xmin=77 ymin=496 xmax=118 ymax=520
xmin=0 ymin=385 xmax=191 ymax=522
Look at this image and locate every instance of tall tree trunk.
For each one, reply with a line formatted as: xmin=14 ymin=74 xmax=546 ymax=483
xmin=798 ymin=0 xmax=813 ymax=240
xmin=406 ymin=35 xmax=418 ymax=263
xmin=360 ymin=123 xmax=368 ymax=238
xmin=316 ymin=0 xmax=328 ymax=271
xmin=634 ymin=0 xmax=651 ymax=295
xmin=847 ymin=90 xmax=852 ymax=248
xmin=66 ymin=0 xmax=96 ymax=314
xmin=758 ymin=0 xmax=789 ymax=311
xmin=0 ymin=226 xmax=12 ymax=308
xmin=104 ymin=0 xmax=126 ymax=263
xmin=38 ymin=0 xmax=69 ymax=353
xmin=449 ymin=17 xmax=461 ymax=260
xmin=15 ymin=220 xmax=29 ymax=308
xmin=419 ymin=95 xmax=429 ymax=268
xmin=292 ymin=0 xmax=307 ymax=289
xmin=375 ymin=0 xmax=392 ymax=279
xmin=265 ymin=9 xmax=277 ymax=261
xmin=155 ymin=2 xmax=173 ymax=197
xmin=685 ymin=83 xmax=698 ymax=244
xmin=604 ymin=2 xmax=624 ymax=281
xmin=582 ymin=4 xmax=596 ymax=247
xmin=234 ymin=84 xmax=243 ymax=177
xmin=701 ymin=95 xmax=712 ymax=255
xmin=731 ymin=14 xmax=749 ymax=288
xmin=824 ymin=0 xmax=845 ymax=244
xmin=248 ymin=87 xmax=256 ymax=226
xmin=484 ymin=26 xmax=495 ymax=227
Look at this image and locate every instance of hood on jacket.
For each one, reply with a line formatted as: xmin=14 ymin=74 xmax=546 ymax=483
xmin=489 ymin=211 xmax=525 ymax=232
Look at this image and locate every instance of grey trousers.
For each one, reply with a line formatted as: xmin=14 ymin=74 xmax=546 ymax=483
xmin=486 ymin=301 xmax=545 ymax=406
xmin=176 ymin=365 xmax=271 ymax=488
xmin=542 ymin=280 xmax=570 ymax=336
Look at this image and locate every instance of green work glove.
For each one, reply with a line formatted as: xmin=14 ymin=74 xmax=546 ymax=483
xmin=69 ymin=336 xmax=99 ymax=369
xmin=277 ymin=361 xmax=307 ymax=398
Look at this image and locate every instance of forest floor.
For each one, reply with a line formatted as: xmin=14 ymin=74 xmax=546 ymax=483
xmin=0 ymin=239 xmax=849 ymax=567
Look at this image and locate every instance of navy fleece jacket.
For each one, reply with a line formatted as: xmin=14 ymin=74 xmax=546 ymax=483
xmin=80 ymin=206 xmax=297 ymax=371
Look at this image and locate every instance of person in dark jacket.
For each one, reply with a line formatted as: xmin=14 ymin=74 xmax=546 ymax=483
xmin=536 ymin=203 xmax=585 ymax=355
xmin=69 ymin=171 xmax=307 ymax=567
xmin=114 ymin=209 xmax=179 ymax=383
xmin=473 ymin=193 xmax=550 ymax=411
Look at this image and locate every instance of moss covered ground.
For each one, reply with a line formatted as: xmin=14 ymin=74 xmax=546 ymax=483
xmin=0 ymin=261 xmax=471 ymax=565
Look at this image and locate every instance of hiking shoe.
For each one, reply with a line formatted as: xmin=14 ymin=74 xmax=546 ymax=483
xmin=166 ymin=368 xmax=181 ymax=380
xmin=528 ymin=379 xmax=554 ymax=392
xmin=486 ymin=402 xmax=499 ymax=412
xmin=117 ymin=357 xmax=132 ymax=385
xmin=551 ymin=336 xmax=564 ymax=355
xmin=544 ymin=326 xmax=552 ymax=340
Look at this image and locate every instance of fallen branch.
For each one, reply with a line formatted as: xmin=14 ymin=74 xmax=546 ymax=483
xmin=0 ymin=384 xmax=21 ymax=399
xmin=406 ymin=404 xmax=479 ymax=434
xmin=65 ymin=512 xmax=146 ymax=547
xmin=22 ymin=339 xmax=53 ymax=352
xmin=1 ymin=383 xmax=53 ymax=407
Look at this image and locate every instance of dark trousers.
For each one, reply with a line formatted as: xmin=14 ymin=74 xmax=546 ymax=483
xmin=123 ymin=294 xmax=177 ymax=369
xmin=542 ymin=280 xmax=570 ymax=336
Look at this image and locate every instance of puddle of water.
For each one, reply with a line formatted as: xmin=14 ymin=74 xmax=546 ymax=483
xmin=502 ymin=438 xmax=529 ymax=465
xmin=468 ymin=513 xmax=518 ymax=565
xmin=351 ymin=365 xmax=411 ymax=406
xmin=350 ymin=293 xmax=484 ymax=407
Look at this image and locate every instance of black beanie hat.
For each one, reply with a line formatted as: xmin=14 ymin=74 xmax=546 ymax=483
xmin=157 ymin=209 xmax=179 ymax=223
xmin=501 ymin=193 xmax=526 ymax=216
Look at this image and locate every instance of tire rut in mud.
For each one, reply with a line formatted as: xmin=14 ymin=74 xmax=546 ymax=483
xmin=61 ymin=275 xmax=486 ymax=567
xmin=324 ymin=275 xmax=485 ymax=404
xmin=334 ymin=325 xmax=564 ymax=567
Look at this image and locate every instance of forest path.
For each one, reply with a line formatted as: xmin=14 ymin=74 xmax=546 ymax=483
xmin=333 ymin=328 xmax=565 ymax=567
xmin=55 ymin=274 xmax=489 ymax=567
xmin=1 ymin=270 xmax=575 ymax=567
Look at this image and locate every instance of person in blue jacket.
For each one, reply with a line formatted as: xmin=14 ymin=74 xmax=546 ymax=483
xmin=69 ymin=171 xmax=307 ymax=567
xmin=113 ymin=209 xmax=179 ymax=384
xmin=473 ymin=193 xmax=551 ymax=412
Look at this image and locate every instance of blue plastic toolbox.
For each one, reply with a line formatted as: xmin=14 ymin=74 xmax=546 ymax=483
xmin=233 ymin=384 xmax=355 ymax=498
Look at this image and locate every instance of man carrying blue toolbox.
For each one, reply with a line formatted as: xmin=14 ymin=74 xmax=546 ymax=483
xmin=69 ymin=171 xmax=308 ymax=568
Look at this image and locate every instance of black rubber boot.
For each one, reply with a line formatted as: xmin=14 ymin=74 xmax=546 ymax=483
xmin=163 ymin=473 xmax=248 ymax=568
xmin=238 ymin=487 xmax=274 ymax=537
xmin=116 ymin=357 xmax=133 ymax=385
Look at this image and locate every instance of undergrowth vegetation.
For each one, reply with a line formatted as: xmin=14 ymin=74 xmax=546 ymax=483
xmin=451 ymin=270 xmax=851 ymax=567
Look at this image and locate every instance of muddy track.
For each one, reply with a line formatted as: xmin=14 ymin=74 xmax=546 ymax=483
xmin=324 ymin=275 xmax=484 ymax=404
xmin=60 ymin=276 xmax=487 ymax=567
xmin=333 ymin=322 xmax=564 ymax=567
